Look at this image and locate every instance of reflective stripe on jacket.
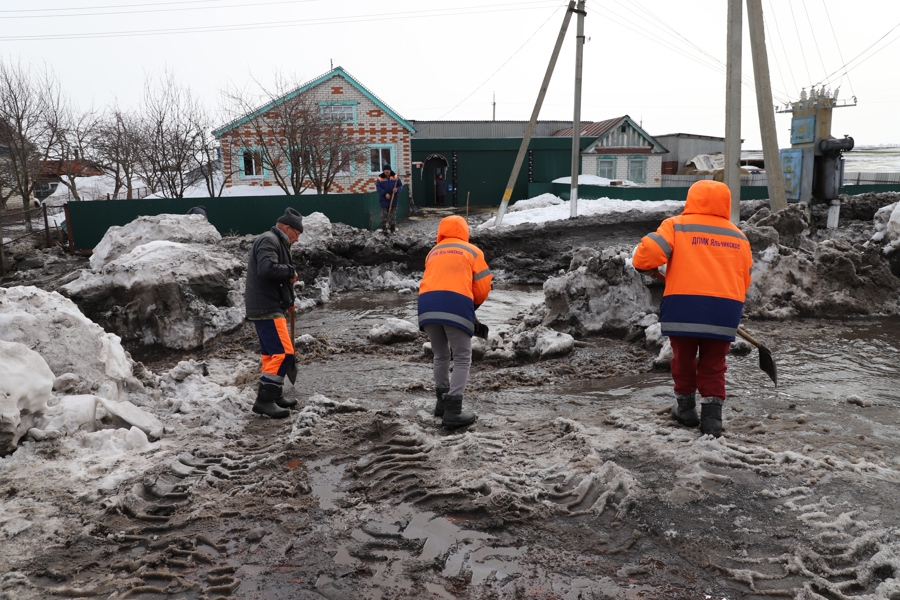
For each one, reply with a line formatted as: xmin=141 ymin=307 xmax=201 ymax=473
xmin=418 ymin=215 xmax=492 ymax=336
xmin=632 ymin=180 xmax=752 ymax=341
xmin=376 ymin=172 xmax=403 ymax=208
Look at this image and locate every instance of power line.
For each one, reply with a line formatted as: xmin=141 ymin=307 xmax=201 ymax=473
xmin=801 ymin=0 xmax=830 ymax=85
xmin=818 ymin=19 xmax=900 ymax=83
xmin=0 ymin=0 xmax=322 ymax=19
xmin=0 ymin=0 xmax=228 ymax=12
xmin=438 ymin=3 xmax=563 ymax=119
xmin=820 ymin=0 xmax=854 ymax=98
xmin=787 ymin=0 xmax=813 ymax=84
xmin=763 ymin=3 xmax=791 ymax=101
xmin=766 ymin=0 xmax=799 ymax=95
xmin=0 ymin=1 xmax=560 ymax=41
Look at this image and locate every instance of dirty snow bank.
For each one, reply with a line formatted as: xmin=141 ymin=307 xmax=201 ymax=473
xmin=479 ymin=197 xmax=685 ymax=229
xmin=61 ymin=214 xmax=246 ymax=350
xmin=743 ymin=203 xmax=900 ymax=318
xmin=90 ymin=213 xmax=221 ymax=271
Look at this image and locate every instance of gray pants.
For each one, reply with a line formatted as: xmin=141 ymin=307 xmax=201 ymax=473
xmin=423 ymin=323 xmax=472 ymax=398
xmin=380 ymin=206 xmax=396 ymax=228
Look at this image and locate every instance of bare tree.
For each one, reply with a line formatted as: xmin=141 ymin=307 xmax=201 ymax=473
xmin=45 ymin=100 xmax=103 ymax=202
xmin=137 ymin=71 xmax=208 ymax=199
xmin=222 ymin=75 xmax=367 ymax=195
xmin=0 ymin=60 xmax=62 ymax=229
xmin=95 ymin=107 xmax=143 ymax=199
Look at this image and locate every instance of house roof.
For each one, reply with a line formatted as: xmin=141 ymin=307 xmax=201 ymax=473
xmin=555 ymin=115 xmax=667 ymax=154
xmin=212 ymin=66 xmax=414 ymax=137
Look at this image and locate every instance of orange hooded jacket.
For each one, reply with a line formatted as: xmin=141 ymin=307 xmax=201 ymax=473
xmin=632 ymin=180 xmax=752 ymax=341
xmin=418 ymin=215 xmax=492 ymax=336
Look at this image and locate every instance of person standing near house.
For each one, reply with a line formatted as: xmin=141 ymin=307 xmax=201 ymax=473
xmin=418 ymin=215 xmax=492 ymax=429
xmin=631 ymin=180 xmax=752 ymax=437
xmin=244 ymin=207 xmax=304 ymax=419
xmin=435 ymin=173 xmax=447 ymax=207
xmin=376 ymin=164 xmax=403 ymax=234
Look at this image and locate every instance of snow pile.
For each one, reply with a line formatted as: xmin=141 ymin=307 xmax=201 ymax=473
xmin=0 ymin=341 xmax=54 ymax=454
xmin=90 ymin=213 xmax=222 ymax=271
xmin=296 ymin=211 xmax=333 ymax=246
xmin=743 ymin=204 xmax=900 ymax=318
xmin=368 ymin=318 xmax=421 ymax=344
xmin=552 ymin=174 xmax=641 ymax=187
xmin=62 ymin=240 xmax=245 ymax=350
xmin=508 ymin=193 xmax=563 ymax=212
xmin=158 ymin=360 xmax=250 ymax=436
xmin=871 ymin=202 xmax=900 ymax=254
xmin=533 ymin=246 xmax=657 ymax=337
xmin=509 ymin=327 xmax=575 ymax=359
xmin=0 ymin=287 xmax=138 ymax=402
xmin=479 ymin=197 xmax=684 ymax=229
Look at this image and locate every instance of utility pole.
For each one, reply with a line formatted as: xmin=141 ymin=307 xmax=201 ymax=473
xmin=746 ymin=0 xmax=788 ymax=212
xmin=495 ymin=0 xmax=576 ymax=227
xmin=492 ymin=92 xmax=496 ymax=121
xmin=569 ymin=0 xmax=586 ymax=218
xmin=724 ymin=0 xmax=742 ymax=224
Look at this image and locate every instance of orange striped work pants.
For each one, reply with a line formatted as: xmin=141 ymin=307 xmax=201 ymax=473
xmin=252 ymin=318 xmax=295 ymax=386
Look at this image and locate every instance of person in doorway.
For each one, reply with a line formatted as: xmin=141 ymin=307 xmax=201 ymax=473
xmin=435 ymin=173 xmax=447 ymax=207
xmin=632 ymin=180 xmax=752 ymax=437
xmin=418 ymin=215 xmax=493 ymax=428
xmin=376 ymin=164 xmax=403 ymax=234
xmin=244 ymin=207 xmax=304 ymax=418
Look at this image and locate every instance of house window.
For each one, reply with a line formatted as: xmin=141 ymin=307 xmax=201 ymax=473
xmin=320 ymin=104 xmax=354 ymax=122
xmin=242 ymin=149 xmax=263 ymax=177
xmin=627 ymin=157 xmax=646 ymax=183
xmin=596 ymin=158 xmax=615 ymax=179
xmin=370 ymin=147 xmax=393 ymax=173
xmin=335 ymin=147 xmax=352 ymax=175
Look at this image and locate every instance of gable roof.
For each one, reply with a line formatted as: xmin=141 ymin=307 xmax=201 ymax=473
xmin=212 ymin=66 xmax=414 ymax=137
xmin=554 ymin=115 xmax=667 ymax=153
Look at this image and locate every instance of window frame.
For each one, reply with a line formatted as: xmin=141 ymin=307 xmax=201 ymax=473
xmin=319 ymin=102 xmax=357 ymax=123
xmin=369 ymin=145 xmax=394 ymax=174
xmin=627 ymin=156 xmax=647 ymax=184
xmin=239 ymin=147 xmax=265 ymax=179
xmin=596 ymin=157 xmax=616 ymax=179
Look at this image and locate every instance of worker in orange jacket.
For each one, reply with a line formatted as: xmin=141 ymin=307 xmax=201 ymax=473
xmin=418 ymin=215 xmax=492 ymax=428
xmin=632 ymin=180 xmax=753 ymax=437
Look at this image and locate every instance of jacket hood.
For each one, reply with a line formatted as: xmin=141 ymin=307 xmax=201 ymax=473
xmin=683 ymin=180 xmax=731 ymax=219
xmin=436 ymin=215 xmax=469 ymax=243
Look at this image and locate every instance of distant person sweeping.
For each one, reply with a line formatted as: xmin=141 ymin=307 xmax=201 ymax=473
xmin=418 ymin=215 xmax=493 ymax=428
xmin=376 ymin=164 xmax=403 ymax=234
xmin=244 ymin=208 xmax=304 ymax=418
xmin=632 ymin=180 xmax=753 ymax=437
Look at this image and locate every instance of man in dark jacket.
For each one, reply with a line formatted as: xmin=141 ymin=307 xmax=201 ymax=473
xmin=375 ymin=164 xmax=402 ymax=234
xmin=435 ymin=174 xmax=447 ymax=206
xmin=245 ymin=207 xmax=304 ymax=418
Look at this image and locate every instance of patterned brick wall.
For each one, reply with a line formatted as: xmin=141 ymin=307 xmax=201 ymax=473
xmin=219 ymin=74 xmax=411 ymax=195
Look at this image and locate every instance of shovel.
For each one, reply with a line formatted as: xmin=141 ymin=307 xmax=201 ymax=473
xmin=286 ymin=308 xmax=298 ymax=385
xmin=648 ymin=270 xmax=777 ymax=386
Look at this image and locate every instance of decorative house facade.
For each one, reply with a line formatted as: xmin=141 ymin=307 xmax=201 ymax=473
xmin=555 ymin=116 xmax=668 ymax=187
xmin=213 ymin=67 xmax=414 ymax=194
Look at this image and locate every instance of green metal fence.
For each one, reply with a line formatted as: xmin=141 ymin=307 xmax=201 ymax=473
xmin=529 ymin=182 xmax=900 ymax=202
xmin=64 ymin=191 xmax=407 ymax=252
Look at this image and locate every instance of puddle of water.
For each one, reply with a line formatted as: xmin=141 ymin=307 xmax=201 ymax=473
xmin=307 ymin=457 xmax=345 ymax=510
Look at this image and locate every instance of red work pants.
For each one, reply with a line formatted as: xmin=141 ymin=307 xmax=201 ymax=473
xmin=669 ymin=336 xmax=731 ymax=400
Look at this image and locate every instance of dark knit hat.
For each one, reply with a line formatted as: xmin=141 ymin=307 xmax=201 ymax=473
xmin=382 ymin=164 xmax=392 ymax=171
xmin=277 ymin=207 xmax=303 ymax=232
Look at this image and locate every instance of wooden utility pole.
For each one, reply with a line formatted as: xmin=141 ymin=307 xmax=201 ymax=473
xmin=569 ymin=0 xmax=586 ymax=218
xmin=747 ymin=0 xmax=788 ymax=212
xmin=495 ymin=0 xmax=576 ymax=227
xmin=724 ymin=0 xmax=743 ymax=224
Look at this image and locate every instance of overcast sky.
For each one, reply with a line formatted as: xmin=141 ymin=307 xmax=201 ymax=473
xmin=5 ymin=0 xmax=899 ymax=149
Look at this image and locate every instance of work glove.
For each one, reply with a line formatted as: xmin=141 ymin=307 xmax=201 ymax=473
xmin=474 ymin=319 xmax=489 ymax=339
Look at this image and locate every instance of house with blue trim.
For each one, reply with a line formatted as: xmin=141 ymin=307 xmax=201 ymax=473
xmin=213 ymin=66 xmax=415 ymax=195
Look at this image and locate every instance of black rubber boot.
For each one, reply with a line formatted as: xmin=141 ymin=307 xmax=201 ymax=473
xmin=441 ymin=395 xmax=476 ymax=429
xmin=252 ymin=383 xmax=290 ymax=418
xmin=700 ymin=398 xmax=724 ymax=437
xmin=390 ymin=223 xmax=396 ymax=234
xmin=434 ymin=387 xmax=449 ymax=417
xmin=671 ymin=392 xmax=699 ymax=427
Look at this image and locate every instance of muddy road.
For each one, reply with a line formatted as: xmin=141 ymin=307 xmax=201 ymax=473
xmin=3 ymin=199 xmax=900 ymax=600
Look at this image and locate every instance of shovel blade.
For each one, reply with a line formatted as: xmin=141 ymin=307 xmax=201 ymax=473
xmin=757 ymin=345 xmax=778 ymax=387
